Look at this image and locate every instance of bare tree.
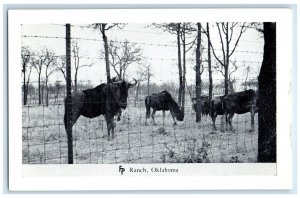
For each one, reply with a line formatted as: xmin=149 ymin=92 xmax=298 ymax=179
xmin=71 ymin=41 xmax=94 ymax=91
xmin=228 ymin=60 xmax=239 ymax=93
xmin=57 ymin=42 xmax=93 ymax=92
xmin=203 ymin=22 xmax=248 ymax=95
xmin=57 ymin=55 xmax=67 ymax=81
xmin=152 ymin=23 xmax=195 ymax=110
xmin=90 ymin=23 xmax=126 ymax=82
xmin=43 ymin=49 xmax=57 ymax=106
xmin=133 ymin=63 xmax=151 ymax=107
xmin=105 ymin=40 xmax=143 ymax=80
xmin=21 ymin=46 xmax=32 ymax=105
xmin=145 ymin=64 xmax=153 ymax=96
xmin=151 ymin=23 xmax=183 ymax=105
xmin=257 ymin=22 xmax=276 ymax=162
xmin=180 ymin=23 xmax=197 ymax=111
xmin=195 ymin=23 xmax=202 ymax=122
xmin=31 ymin=48 xmax=49 ymax=105
xmin=53 ymin=81 xmax=63 ymax=104
xmin=243 ymin=62 xmax=251 ymax=90
xmin=206 ymin=23 xmax=213 ymax=105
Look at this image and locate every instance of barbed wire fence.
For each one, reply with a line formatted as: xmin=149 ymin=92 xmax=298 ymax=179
xmin=22 ymin=86 xmax=259 ymax=164
xmin=22 ymin=24 xmax=261 ymax=164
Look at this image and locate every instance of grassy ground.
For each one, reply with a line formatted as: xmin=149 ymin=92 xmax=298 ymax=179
xmin=22 ymin=99 xmax=258 ymax=164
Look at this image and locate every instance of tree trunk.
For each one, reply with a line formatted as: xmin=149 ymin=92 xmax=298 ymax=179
xmin=195 ymin=23 xmax=202 ymax=122
xmin=25 ymin=68 xmax=32 ymax=106
xmin=102 ymin=25 xmax=111 ymax=82
xmin=134 ymin=82 xmax=140 ymax=107
xmin=74 ymin=69 xmax=78 ymax=92
xmin=23 ymin=63 xmax=27 ymax=105
xmin=147 ymin=76 xmax=150 ymax=96
xmin=119 ymin=66 xmax=122 ymax=79
xmin=46 ymin=85 xmax=49 ymax=107
xmin=224 ymin=23 xmax=230 ymax=95
xmin=41 ymin=83 xmax=44 ymax=105
xmin=38 ymin=73 xmax=41 ymax=105
xmin=207 ymin=23 xmax=213 ymax=105
xmin=257 ymin=22 xmax=276 ymax=162
xmin=176 ymin=23 xmax=183 ymax=106
xmin=182 ymin=24 xmax=186 ymax=111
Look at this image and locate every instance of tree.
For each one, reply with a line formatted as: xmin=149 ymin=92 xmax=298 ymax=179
xmin=180 ymin=23 xmax=196 ymax=111
xmin=228 ymin=60 xmax=239 ymax=93
xmin=133 ymin=63 xmax=152 ymax=107
xmin=21 ymin=46 xmax=32 ymax=105
xmin=243 ymin=62 xmax=251 ymax=90
xmin=71 ymin=41 xmax=94 ymax=91
xmin=105 ymin=40 xmax=143 ymax=80
xmin=40 ymin=49 xmax=57 ymax=106
xmin=90 ymin=23 xmax=125 ymax=82
xmin=57 ymin=55 xmax=67 ymax=81
xmin=195 ymin=23 xmax=202 ymax=122
xmin=257 ymin=22 xmax=276 ymax=162
xmin=152 ymin=23 xmax=195 ymax=110
xmin=57 ymin=42 xmax=93 ymax=92
xmin=145 ymin=63 xmax=153 ymax=96
xmin=204 ymin=22 xmax=248 ymax=95
xmin=31 ymin=48 xmax=48 ymax=105
xmin=206 ymin=23 xmax=213 ymax=105
xmin=53 ymin=81 xmax=63 ymax=104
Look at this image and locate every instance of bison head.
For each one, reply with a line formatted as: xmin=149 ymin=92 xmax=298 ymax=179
xmin=176 ymin=107 xmax=185 ymax=121
xmin=108 ymin=78 xmax=137 ymax=109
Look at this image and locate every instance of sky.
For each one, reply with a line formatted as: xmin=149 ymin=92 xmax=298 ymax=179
xmin=21 ymin=23 xmax=264 ymax=91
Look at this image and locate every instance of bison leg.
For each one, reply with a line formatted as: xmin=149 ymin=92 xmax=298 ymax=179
xmin=105 ymin=114 xmax=115 ymax=140
xmin=227 ymin=113 xmax=235 ymax=131
xmin=211 ymin=112 xmax=217 ymax=131
xmin=64 ymin=108 xmax=81 ymax=135
xmin=145 ymin=108 xmax=151 ymax=125
xmin=170 ymin=110 xmax=177 ymax=125
xmin=250 ymin=109 xmax=255 ymax=132
xmin=220 ymin=114 xmax=226 ymax=132
xmin=117 ymin=110 xmax=121 ymax=121
xmin=151 ymin=109 xmax=157 ymax=125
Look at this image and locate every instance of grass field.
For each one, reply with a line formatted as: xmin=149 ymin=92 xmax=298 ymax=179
xmin=22 ymin=98 xmax=258 ymax=164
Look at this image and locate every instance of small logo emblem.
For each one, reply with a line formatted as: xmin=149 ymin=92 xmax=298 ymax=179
xmin=119 ymin=165 xmax=125 ymax=175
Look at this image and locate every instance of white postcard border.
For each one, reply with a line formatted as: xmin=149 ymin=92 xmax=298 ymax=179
xmin=8 ymin=8 xmax=292 ymax=191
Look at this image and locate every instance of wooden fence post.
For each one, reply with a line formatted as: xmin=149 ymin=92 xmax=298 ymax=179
xmin=65 ymin=24 xmax=73 ymax=164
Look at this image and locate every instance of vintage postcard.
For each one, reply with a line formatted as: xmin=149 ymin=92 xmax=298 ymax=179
xmin=8 ymin=8 xmax=292 ymax=191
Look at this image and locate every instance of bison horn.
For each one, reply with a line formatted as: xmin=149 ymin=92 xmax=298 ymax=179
xmin=112 ymin=80 xmax=123 ymax=85
xmin=128 ymin=78 xmax=138 ymax=88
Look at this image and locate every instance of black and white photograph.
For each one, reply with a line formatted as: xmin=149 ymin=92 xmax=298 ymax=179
xmin=7 ymin=8 xmax=293 ymax=191
xmin=21 ymin=22 xmax=275 ymax=164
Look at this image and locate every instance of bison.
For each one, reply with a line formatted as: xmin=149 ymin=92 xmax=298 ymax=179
xmin=210 ymin=89 xmax=257 ymax=132
xmin=64 ymin=78 xmax=137 ymax=140
xmin=192 ymin=95 xmax=210 ymax=117
xmin=145 ymin=90 xmax=184 ymax=125
xmin=210 ymin=95 xmax=226 ymax=131
xmin=222 ymin=89 xmax=257 ymax=132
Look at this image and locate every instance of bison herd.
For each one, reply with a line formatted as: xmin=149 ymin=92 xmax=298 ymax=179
xmin=64 ymin=78 xmax=257 ymax=140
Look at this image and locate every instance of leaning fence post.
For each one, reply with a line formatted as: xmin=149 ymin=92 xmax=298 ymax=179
xmin=65 ymin=23 xmax=73 ymax=164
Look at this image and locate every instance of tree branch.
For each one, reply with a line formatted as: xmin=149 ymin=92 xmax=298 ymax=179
xmin=216 ymin=23 xmax=226 ymax=64
xmin=229 ymin=22 xmax=247 ymax=57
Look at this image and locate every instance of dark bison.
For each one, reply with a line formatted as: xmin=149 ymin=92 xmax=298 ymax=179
xmin=192 ymin=95 xmax=210 ymax=116
xmin=210 ymin=89 xmax=257 ymax=132
xmin=64 ymin=78 xmax=137 ymax=140
xmin=145 ymin=90 xmax=184 ymax=125
xmin=222 ymin=89 xmax=257 ymax=131
xmin=210 ymin=95 xmax=226 ymax=131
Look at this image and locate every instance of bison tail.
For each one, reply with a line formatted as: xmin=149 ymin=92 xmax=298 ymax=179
xmin=145 ymin=96 xmax=151 ymax=118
